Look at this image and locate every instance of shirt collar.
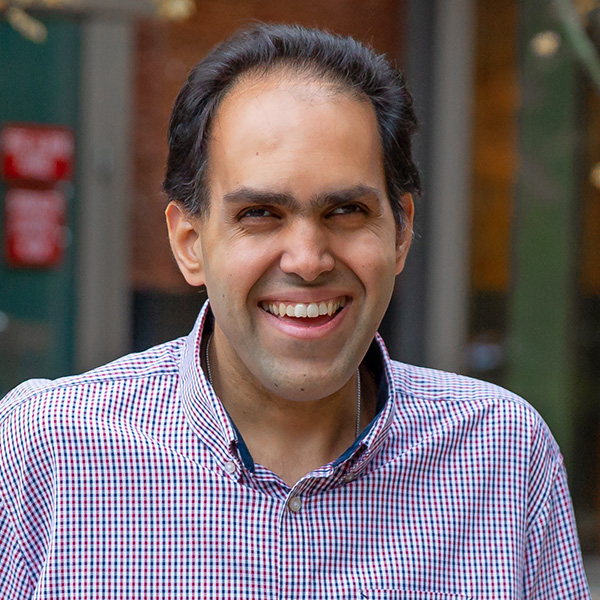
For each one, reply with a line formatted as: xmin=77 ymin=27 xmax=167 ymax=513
xmin=178 ymin=300 xmax=398 ymax=477
xmin=178 ymin=301 xmax=240 ymax=466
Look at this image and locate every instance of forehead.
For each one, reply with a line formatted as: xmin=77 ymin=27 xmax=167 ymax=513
xmin=206 ymin=72 xmax=386 ymax=201
xmin=213 ymin=69 xmax=375 ymax=132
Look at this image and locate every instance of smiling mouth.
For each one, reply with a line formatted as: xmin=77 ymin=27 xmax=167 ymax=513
xmin=260 ymin=296 xmax=347 ymax=319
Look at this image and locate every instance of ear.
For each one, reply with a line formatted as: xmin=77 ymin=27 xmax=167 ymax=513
xmin=395 ymin=193 xmax=415 ymax=275
xmin=165 ymin=201 xmax=206 ymax=286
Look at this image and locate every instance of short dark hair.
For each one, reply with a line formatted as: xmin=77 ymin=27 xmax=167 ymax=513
xmin=163 ymin=23 xmax=421 ymax=227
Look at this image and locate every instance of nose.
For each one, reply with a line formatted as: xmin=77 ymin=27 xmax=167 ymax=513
xmin=279 ymin=219 xmax=335 ymax=282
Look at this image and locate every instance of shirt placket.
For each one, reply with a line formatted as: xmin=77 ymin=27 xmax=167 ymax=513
xmin=276 ymin=479 xmax=316 ymax=600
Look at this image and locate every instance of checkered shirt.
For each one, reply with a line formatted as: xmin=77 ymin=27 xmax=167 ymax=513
xmin=0 ymin=301 xmax=591 ymax=599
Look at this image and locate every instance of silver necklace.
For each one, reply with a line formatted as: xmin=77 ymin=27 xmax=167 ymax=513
xmin=205 ymin=333 xmax=362 ymax=438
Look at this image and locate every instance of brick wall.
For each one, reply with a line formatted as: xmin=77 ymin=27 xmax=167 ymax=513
xmin=131 ymin=0 xmax=405 ymax=292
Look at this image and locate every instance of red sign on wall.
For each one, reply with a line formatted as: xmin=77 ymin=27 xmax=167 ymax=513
xmin=0 ymin=124 xmax=74 ymax=182
xmin=4 ymin=188 xmax=66 ymax=267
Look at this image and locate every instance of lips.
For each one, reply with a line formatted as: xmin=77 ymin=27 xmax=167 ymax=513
xmin=260 ymin=296 xmax=347 ymax=318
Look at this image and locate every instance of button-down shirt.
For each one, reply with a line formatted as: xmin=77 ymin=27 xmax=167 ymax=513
xmin=0 ymin=302 xmax=591 ymax=599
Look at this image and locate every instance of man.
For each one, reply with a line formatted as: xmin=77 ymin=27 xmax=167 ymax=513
xmin=0 ymin=23 xmax=591 ymax=599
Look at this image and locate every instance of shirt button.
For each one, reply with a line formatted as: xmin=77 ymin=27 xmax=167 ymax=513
xmin=343 ymin=472 xmax=356 ymax=483
xmin=224 ymin=461 xmax=236 ymax=474
xmin=288 ymin=497 xmax=302 ymax=513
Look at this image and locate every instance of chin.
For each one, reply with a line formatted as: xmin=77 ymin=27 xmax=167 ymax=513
xmin=261 ymin=362 xmax=353 ymax=403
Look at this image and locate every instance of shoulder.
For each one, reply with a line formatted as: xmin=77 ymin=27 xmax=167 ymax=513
xmin=388 ymin=360 xmax=561 ymax=464
xmin=0 ymin=339 xmax=187 ymax=539
xmin=391 ymin=359 xmax=525 ymax=405
xmin=0 ymin=337 xmax=185 ymax=440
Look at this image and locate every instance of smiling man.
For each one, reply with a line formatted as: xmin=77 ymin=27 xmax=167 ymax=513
xmin=165 ymin=63 xmax=412 ymax=485
xmin=0 ymin=24 xmax=591 ymax=599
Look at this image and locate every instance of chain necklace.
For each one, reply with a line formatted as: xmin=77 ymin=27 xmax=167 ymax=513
xmin=205 ymin=334 xmax=362 ymax=438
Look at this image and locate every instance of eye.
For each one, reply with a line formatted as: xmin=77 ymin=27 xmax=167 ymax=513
xmin=328 ymin=203 xmax=366 ymax=216
xmin=238 ymin=206 xmax=279 ymax=220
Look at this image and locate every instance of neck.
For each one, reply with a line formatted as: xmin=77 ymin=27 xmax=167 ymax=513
xmin=203 ymin=329 xmax=375 ymax=486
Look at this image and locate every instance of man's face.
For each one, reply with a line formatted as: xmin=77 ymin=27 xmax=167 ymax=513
xmin=169 ymin=73 xmax=413 ymax=402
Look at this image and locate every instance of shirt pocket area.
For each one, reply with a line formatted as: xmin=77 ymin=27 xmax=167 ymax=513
xmin=360 ymin=592 xmax=472 ymax=600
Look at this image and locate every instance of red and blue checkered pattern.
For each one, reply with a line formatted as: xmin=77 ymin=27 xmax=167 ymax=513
xmin=0 ymin=302 xmax=591 ymax=598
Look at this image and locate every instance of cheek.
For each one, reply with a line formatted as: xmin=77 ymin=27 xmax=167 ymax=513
xmin=205 ymin=240 xmax=278 ymax=300
xmin=344 ymin=241 xmax=398 ymax=279
xmin=352 ymin=249 xmax=398 ymax=311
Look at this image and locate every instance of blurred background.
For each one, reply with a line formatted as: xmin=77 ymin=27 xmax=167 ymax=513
xmin=0 ymin=0 xmax=599 ymax=586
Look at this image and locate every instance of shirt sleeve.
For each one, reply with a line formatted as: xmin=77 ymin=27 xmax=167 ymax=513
xmin=0 ymin=495 xmax=34 ymax=599
xmin=524 ymin=458 xmax=591 ymax=599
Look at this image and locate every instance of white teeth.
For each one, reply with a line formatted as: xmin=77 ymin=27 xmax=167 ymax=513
xmin=262 ymin=297 xmax=347 ymax=318
xmin=294 ymin=304 xmax=307 ymax=318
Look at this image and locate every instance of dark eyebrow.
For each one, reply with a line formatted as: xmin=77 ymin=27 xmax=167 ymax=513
xmin=312 ymin=184 xmax=383 ymax=208
xmin=222 ymin=188 xmax=298 ymax=208
xmin=222 ymin=184 xmax=383 ymax=209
